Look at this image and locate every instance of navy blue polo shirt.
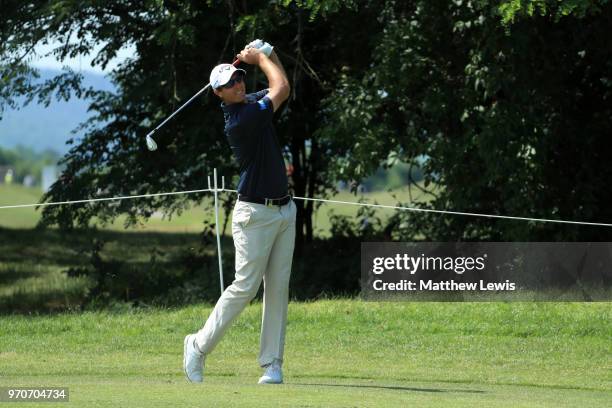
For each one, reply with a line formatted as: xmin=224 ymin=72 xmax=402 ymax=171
xmin=222 ymin=89 xmax=288 ymax=199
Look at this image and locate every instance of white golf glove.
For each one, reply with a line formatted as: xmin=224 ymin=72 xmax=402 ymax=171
xmin=247 ymin=39 xmax=274 ymax=57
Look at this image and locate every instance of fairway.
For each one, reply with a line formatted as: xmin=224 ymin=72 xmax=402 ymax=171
xmin=1 ymin=300 xmax=610 ymax=407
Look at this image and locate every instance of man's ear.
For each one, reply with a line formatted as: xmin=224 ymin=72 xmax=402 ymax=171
xmin=213 ymin=88 xmax=222 ymax=98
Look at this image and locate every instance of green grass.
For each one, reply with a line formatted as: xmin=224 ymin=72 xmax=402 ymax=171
xmin=0 ymin=227 xmax=221 ymax=311
xmin=0 ymin=184 xmax=217 ymax=232
xmin=0 ymin=184 xmax=43 ymax=229
xmin=0 ymin=262 xmax=93 ymax=312
xmin=2 ymin=185 xmax=609 ymax=405
xmin=0 ymin=300 xmax=610 ymax=407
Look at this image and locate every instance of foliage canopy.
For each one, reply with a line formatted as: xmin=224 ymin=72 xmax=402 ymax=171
xmin=1 ymin=0 xmax=611 ymax=241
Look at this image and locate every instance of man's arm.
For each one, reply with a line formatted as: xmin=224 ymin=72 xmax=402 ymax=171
xmin=268 ymin=50 xmax=288 ymax=84
xmin=237 ymin=48 xmax=290 ymax=112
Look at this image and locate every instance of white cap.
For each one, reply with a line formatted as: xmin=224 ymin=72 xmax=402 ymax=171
xmin=209 ymin=64 xmax=246 ymax=89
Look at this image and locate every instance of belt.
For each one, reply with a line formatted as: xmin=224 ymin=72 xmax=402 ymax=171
xmin=238 ymin=194 xmax=292 ymax=207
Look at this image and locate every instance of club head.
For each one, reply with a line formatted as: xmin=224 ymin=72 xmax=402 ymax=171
xmin=146 ymin=134 xmax=158 ymax=151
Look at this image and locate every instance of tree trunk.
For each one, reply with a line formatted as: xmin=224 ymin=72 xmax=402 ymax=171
xmin=304 ymin=138 xmax=318 ymax=242
xmin=290 ymin=135 xmax=306 ymax=252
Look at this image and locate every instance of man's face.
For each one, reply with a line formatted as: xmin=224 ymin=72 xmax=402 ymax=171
xmin=214 ymin=73 xmax=246 ymax=104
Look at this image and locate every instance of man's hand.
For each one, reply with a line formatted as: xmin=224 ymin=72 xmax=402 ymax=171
xmin=237 ymin=47 xmax=266 ymax=65
xmin=238 ymin=41 xmax=289 ymax=112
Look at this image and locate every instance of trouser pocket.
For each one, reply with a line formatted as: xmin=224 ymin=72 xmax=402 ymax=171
xmin=232 ymin=201 xmax=255 ymax=230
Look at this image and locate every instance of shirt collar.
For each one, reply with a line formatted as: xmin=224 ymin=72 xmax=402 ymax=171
xmin=221 ymin=101 xmax=243 ymax=115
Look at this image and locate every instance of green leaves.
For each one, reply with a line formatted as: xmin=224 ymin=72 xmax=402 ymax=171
xmin=318 ymin=0 xmax=612 ymax=240
xmin=3 ymin=0 xmax=611 ymax=241
xmin=279 ymin=0 xmax=357 ymax=20
xmin=498 ymin=0 xmax=607 ymax=25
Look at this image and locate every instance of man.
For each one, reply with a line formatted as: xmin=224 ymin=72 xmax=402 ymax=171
xmin=183 ymin=40 xmax=295 ymax=385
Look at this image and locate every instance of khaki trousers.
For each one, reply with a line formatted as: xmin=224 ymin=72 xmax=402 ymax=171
xmin=195 ymin=199 xmax=296 ymax=366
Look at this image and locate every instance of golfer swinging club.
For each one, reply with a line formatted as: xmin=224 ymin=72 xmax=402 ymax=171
xmin=183 ymin=39 xmax=295 ymax=385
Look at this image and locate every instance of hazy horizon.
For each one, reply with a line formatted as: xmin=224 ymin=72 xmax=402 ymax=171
xmin=31 ymin=40 xmax=136 ymax=74
xmin=0 ymin=68 xmax=114 ymax=155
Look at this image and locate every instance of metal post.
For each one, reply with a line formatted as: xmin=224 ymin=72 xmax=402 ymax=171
xmin=213 ymin=168 xmax=224 ymax=295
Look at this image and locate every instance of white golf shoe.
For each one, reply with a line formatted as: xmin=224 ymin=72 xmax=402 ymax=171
xmin=258 ymin=359 xmax=283 ymax=384
xmin=183 ymin=334 xmax=205 ymax=383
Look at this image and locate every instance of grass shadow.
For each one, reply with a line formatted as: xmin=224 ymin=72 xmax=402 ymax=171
xmin=0 ymin=268 xmax=40 ymax=285
xmin=291 ymin=382 xmax=485 ymax=394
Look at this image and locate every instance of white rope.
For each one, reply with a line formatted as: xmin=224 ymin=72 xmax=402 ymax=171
xmin=290 ymin=196 xmax=612 ymax=228
xmin=1 ymin=186 xmax=611 ymax=227
xmin=229 ymin=188 xmax=611 ymax=227
xmin=0 ymin=188 xmax=211 ymax=209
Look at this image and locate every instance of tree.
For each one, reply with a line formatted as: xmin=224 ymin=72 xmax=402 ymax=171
xmin=0 ymin=0 xmax=378 ymax=244
xmin=5 ymin=0 xmax=609 ymax=243
xmin=0 ymin=146 xmax=60 ymax=185
xmin=318 ymin=0 xmax=612 ymax=241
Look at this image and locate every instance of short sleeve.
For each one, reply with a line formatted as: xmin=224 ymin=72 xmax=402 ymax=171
xmin=237 ymin=95 xmax=274 ymax=130
xmin=245 ymin=89 xmax=270 ymax=103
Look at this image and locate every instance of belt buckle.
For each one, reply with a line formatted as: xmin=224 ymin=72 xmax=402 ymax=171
xmin=265 ymin=198 xmax=273 ymax=207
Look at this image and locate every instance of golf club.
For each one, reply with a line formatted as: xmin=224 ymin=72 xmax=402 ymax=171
xmin=145 ymin=59 xmax=241 ymax=151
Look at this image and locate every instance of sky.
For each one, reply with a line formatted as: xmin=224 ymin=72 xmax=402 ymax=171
xmin=0 ymin=40 xmax=127 ymax=154
xmin=31 ymin=40 xmax=136 ymax=74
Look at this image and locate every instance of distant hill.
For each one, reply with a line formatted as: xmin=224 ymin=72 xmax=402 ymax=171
xmin=0 ymin=69 xmax=114 ymax=155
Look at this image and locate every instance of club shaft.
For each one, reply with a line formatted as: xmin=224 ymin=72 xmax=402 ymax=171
xmin=146 ymin=59 xmax=240 ymax=138
xmin=147 ymin=83 xmax=212 ymax=137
